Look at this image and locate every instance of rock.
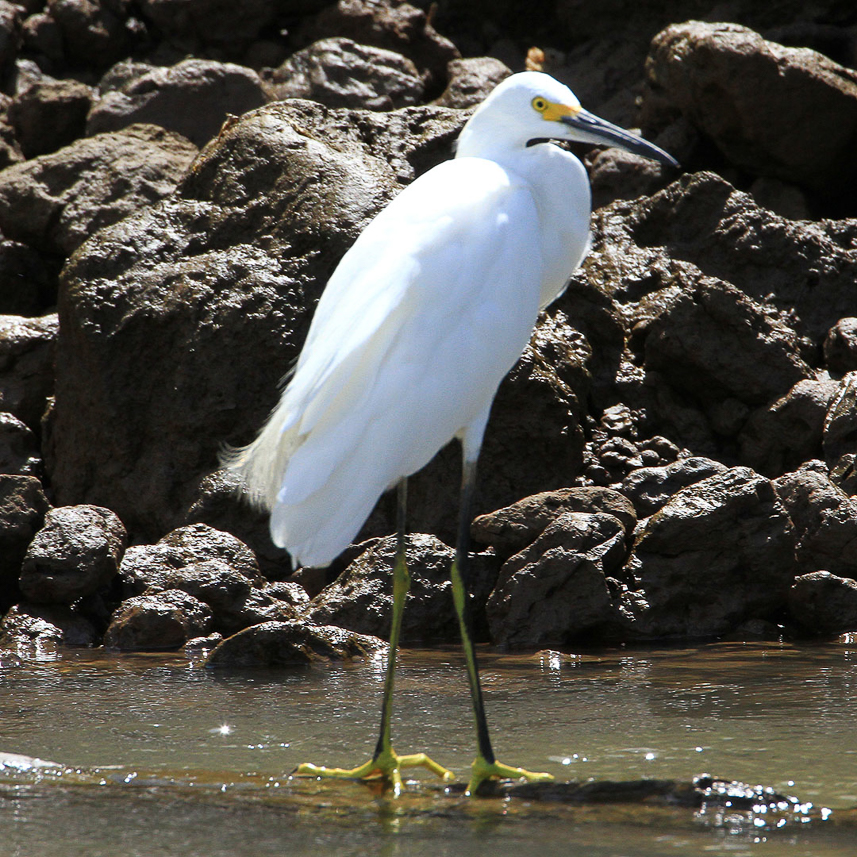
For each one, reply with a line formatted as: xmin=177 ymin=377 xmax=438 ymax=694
xmin=621 ymin=467 xmax=798 ymax=638
xmin=486 ymin=512 xmax=621 ymax=648
xmin=265 ymin=37 xmax=424 ymax=110
xmin=588 ymin=146 xmax=675 ymax=210
xmin=19 ymin=505 xmax=126 ymax=605
xmin=621 ymin=456 xmax=728 ymax=517
xmin=116 ymin=524 xmax=293 ymax=635
xmin=86 ymin=58 xmax=269 ymax=147
xmin=0 ymin=314 xmax=57 ymax=429
xmin=471 ymin=487 xmax=636 ymax=559
xmin=0 ymin=95 xmax=24 ymax=169
xmin=824 ymin=318 xmax=857 ymax=377
xmin=433 ymin=57 xmax=511 ymax=108
xmin=139 ymin=0 xmax=275 ymax=48
xmin=305 ymin=534 xmax=496 ymax=643
xmin=0 ymin=123 xmax=198 ymax=257
xmin=206 ymin=620 xmax=385 ymax=668
xmin=103 ymin=588 xmax=212 ymax=650
xmin=0 ymin=411 xmax=40 ymax=476
xmin=773 ymin=462 xmax=857 ymax=579
xmin=0 ymin=243 xmax=57 ymax=316
xmin=0 ymin=474 xmax=49 ymax=607
xmin=46 ymin=0 xmax=138 ymax=68
xmin=48 ymin=99 xmax=467 ymax=543
xmin=9 ymin=78 xmax=95 ymax=158
xmin=298 ymin=0 xmax=459 ymax=94
xmin=643 ymin=21 xmax=857 ymax=197
xmin=749 ymin=176 xmax=810 ymax=221
xmin=788 ymin=571 xmax=857 ymax=636
xmin=739 ymin=379 xmax=840 ymax=478
xmin=822 ymin=372 xmax=857 ymax=472
xmin=21 ymin=12 xmax=65 ymax=66
xmin=0 ymin=2 xmax=20 ymax=83
xmin=0 ymin=601 xmax=98 ymax=651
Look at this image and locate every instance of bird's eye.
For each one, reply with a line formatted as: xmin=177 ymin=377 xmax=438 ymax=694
xmin=532 ymin=97 xmax=548 ymax=113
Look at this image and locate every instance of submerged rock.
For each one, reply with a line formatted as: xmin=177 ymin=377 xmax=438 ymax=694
xmin=104 ymin=589 xmax=213 ymax=650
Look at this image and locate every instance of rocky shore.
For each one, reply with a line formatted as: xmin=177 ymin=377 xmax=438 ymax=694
xmin=1 ymin=0 xmax=857 ymax=662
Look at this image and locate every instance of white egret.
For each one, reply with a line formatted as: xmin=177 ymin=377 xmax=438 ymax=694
xmin=224 ymin=71 xmax=677 ymax=795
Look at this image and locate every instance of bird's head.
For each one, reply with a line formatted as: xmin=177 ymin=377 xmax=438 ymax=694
xmin=457 ymin=71 xmax=678 ymax=168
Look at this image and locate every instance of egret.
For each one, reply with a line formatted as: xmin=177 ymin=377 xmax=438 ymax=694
xmin=224 ymin=71 xmax=677 ymax=795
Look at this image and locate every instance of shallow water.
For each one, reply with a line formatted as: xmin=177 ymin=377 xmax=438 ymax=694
xmin=1 ymin=640 xmax=856 ymax=856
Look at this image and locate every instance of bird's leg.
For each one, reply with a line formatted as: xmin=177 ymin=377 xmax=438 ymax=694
xmin=451 ymin=457 xmax=554 ymax=796
xmin=294 ymin=479 xmax=453 ymax=795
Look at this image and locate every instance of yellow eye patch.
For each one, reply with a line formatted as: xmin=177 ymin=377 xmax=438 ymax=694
xmin=531 ymin=96 xmax=580 ymax=121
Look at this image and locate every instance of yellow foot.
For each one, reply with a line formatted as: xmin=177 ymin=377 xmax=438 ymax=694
xmin=293 ymin=746 xmax=454 ymax=797
xmin=466 ymin=755 xmax=554 ymax=796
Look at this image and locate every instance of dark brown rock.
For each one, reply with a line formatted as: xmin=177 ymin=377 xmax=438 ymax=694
xmin=588 ymin=147 xmax=676 ymax=210
xmin=0 ymin=94 xmax=24 ymax=170
xmin=9 ymin=78 xmax=95 ymax=158
xmin=19 ymin=505 xmax=126 ymax=605
xmin=0 ymin=2 xmax=21 ymax=82
xmin=21 ymin=12 xmax=65 ymax=66
xmin=104 ymin=588 xmax=212 ymax=650
xmin=86 ymin=58 xmax=268 ymax=147
xmin=433 ymin=57 xmax=511 ymax=109
xmin=305 ymin=534 xmax=496 ymax=643
xmin=0 ymin=314 xmax=57 ymax=429
xmin=471 ymin=487 xmax=636 ymax=560
xmin=298 ymin=0 xmax=459 ymax=94
xmin=620 ymin=467 xmax=798 ymax=638
xmin=824 ymin=318 xmax=857 ymax=377
xmin=205 ymin=620 xmax=384 ymax=668
xmin=774 ymin=462 xmax=857 ymax=580
xmin=643 ymin=21 xmax=857 ymax=197
xmin=0 ymin=601 xmax=98 ymax=651
xmin=486 ymin=512 xmax=621 ymax=648
xmin=0 ymin=123 xmax=198 ymax=257
xmin=0 ymin=474 xmax=49 ymax=606
xmin=0 ymin=411 xmax=41 ymax=475
xmin=822 ymin=372 xmax=857 ymax=472
xmin=0 ymin=243 xmax=57 ymax=316
xmin=740 ymin=379 xmax=840 ymax=478
xmin=46 ymin=0 xmax=138 ymax=68
xmin=787 ymin=571 xmax=857 ymax=636
xmin=139 ymin=0 xmax=274 ymax=48
xmin=265 ymin=37 xmax=424 ymax=110
xmin=621 ymin=456 xmax=727 ymax=517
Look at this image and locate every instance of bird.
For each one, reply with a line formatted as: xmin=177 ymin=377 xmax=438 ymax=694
xmin=224 ymin=71 xmax=677 ymax=796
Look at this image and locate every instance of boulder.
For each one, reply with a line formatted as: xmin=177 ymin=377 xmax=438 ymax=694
xmin=86 ymin=58 xmax=269 ymax=147
xmin=822 ymin=372 xmax=857 ymax=472
xmin=621 ymin=456 xmax=727 ymax=517
xmin=643 ymin=21 xmax=857 ymax=197
xmin=103 ymin=588 xmax=212 ymax=650
xmin=0 ymin=123 xmax=198 ymax=257
xmin=0 ymin=601 xmax=98 ymax=651
xmin=265 ymin=37 xmax=424 ymax=110
xmin=46 ymin=0 xmax=140 ymax=68
xmin=787 ymin=571 xmax=857 ymax=636
xmin=433 ymin=57 xmax=511 ymax=109
xmin=0 ymin=411 xmax=41 ymax=476
xmin=19 ymin=505 xmax=127 ymax=605
xmin=0 ymin=314 xmax=57 ymax=429
xmin=0 ymin=242 xmax=57 ymax=316
xmin=0 ymin=474 xmax=49 ymax=607
xmin=486 ymin=512 xmax=621 ymax=648
xmin=824 ymin=318 xmax=857 ymax=377
xmin=620 ymin=467 xmax=798 ymax=638
xmin=206 ymin=620 xmax=385 ymax=668
xmin=139 ymin=0 xmax=275 ymax=48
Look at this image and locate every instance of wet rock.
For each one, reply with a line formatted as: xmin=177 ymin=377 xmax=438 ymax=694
xmin=643 ymin=21 xmax=857 ymax=197
xmin=0 ymin=123 xmax=198 ymax=257
xmin=471 ymin=487 xmax=636 ymax=560
xmin=0 ymin=314 xmax=57 ymax=429
xmin=206 ymin=620 xmax=385 ymax=668
xmin=788 ymin=571 xmax=857 ymax=636
xmin=773 ymin=462 xmax=857 ymax=579
xmin=265 ymin=37 xmax=424 ymax=110
xmin=0 ymin=411 xmax=40 ymax=476
xmin=620 ymin=467 xmax=798 ymax=638
xmin=433 ymin=57 xmax=511 ymax=109
xmin=47 ymin=98 xmax=464 ymax=541
xmin=486 ymin=512 xmax=621 ymax=648
xmin=184 ymin=631 xmax=222 ymax=657
xmin=139 ymin=0 xmax=274 ymax=49
xmin=0 ymin=474 xmax=49 ymax=606
xmin=19 ymin=505 xmax=126 ymax=605
xmin=0 ymin=601 xmax=98 ymax=650
xmin=47 ymin=0 xmax=139 ymax=68
xmin=622 ymin=456 xmax=727 ymax=517
xmin=103 ymin=588 xmax=212 ymax=650
xmin=9 ymin=78 xmax=95 ymax=158
xmin=265 ymin=580 xmax=310 ymax=610
xmin=305 ymin=534 xmax=496 ymax=643
xmin=824 ymin=318 xmax=857 ymax=377
xmin=86 ymin=58 xmax=268 ymax=147
xmin=740 ymin=379 xmax=840 ymax=478
xmin=0 ymin=242 xmax=57 ymax=316
xmin=298 ymin=0 xmax=459 ymax=94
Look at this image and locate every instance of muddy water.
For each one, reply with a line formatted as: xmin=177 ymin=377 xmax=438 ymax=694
xmin=1 ymin=640 xmax=856 ymax=856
